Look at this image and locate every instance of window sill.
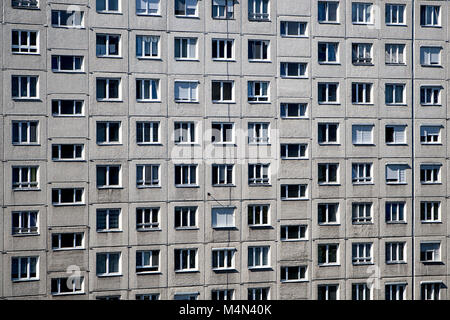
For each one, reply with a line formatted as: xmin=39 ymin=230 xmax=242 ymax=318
xmin=175 ymin=227 xmax=199 ymax=231
xmin=352 ymin=63 xmax=374 ymax=67
xmin=318 ymin=21 xmax=340 ymax=25
xmin=96 ymin=11 xmax=122 ymax=15
xmin=51 ymin=292 xmax=85 ymax=296
xmin=212 ymin=58 xmax=236 ymax=62
xmin=97 ymin=274 xmax=123 ymax=278
xmin=281 ymin=117 xmax=309 ymax=120
xmin=12 ymin=98 xmax=41 ymax=102
xmin=52 ymin=159 xmax=86 ymax=163
xmin=386 ymin=143 xmax=408 ymax=146
xmin=352 ymin=221 xmax=373 ymax=225
xmin=11 ymin=6 xmax=40 ymax=10
xmin=386 ymin=261 xmax=407 ymax=265
xmin=420 ymin=104 xmax=442 ymax=107
xmin=248 ymin=100 xmax=271 ymax=104
xmin=174 ymin=100 xmax=199 ymax=104
xmin=248 ymin=18 xmax=271 ymax=22
xmin=352 ymin=182 xmax=374 ymax=186
xmin=212 ymin=268 xmax=238 ymax=273
xmin=281 ymin=280 xmax=308 ymax=284
xmin=174 ymin=15 xmax=200 ymax=19
xmin=386 ymin=23 xmax=407 ymax=27
xmin=52 ymin=203 xmax=85 ymax=207
xmin=353 ymin=143 xmax=375 ymax=146
xmin=318 ymin=143 xmax=340 ymax=146
xmin=248 ymin=184 xmax=272 ymax=187
xmin=136 ymin=228 xmax=162 ymax=232
xmin=248 ymin=143 xmax=271 ymax=146
xmin=52 ymin=70 xmax=85 ymax=74
xmin=386 ymin=103 xmax=407 ymax=107
xmin=420 ymin=182 xmax=442 ymax=185
xmin=12 ymin=52 xmax=40 ymax=56
xmin=13 ymin=188 xmax=41 ymax=192
xmin=175 ymin=270 xmax=199 ymax=274
xmin=421 ymin=261 xmax=444 ymax=266
xmin=12 ymin=278 xmax=40 ymax=283
xmin=96 ymin=55 xmax=123 ymax=59
xmin=51 ymin=26 xmax=86 ymax=30
xmin=136 ymin=13 xmax=162 ymax=17
xmin=175 ymin=185 xmax=200 ymax=188
xmin=385 ymin=63 xmax=407 ymax=66
xmin=174 ymin=143 xmax=200 ymax=146
xmin=352 ymin=22 xmax=374 ymax=26
xmin=352 ymin=262 xmax=374 ymax=266
xmin=318 ymin=183 xmax=340 ymax=186
xmin=248 ymin=60 xmax=271 ymax=63
xmin=97 ymin=186 xmax=123 ymax=190
xmin=280 ymin=239 xmax=308 ymax=242
xmin=96 ymin=99 xmax=123 ymax=103
xmin=280 ymin=35 xmax=308 ymax=39
xmin=136 ymin=271 xmax=161 ymax=275
xmin=12 ymin=233 xmax=40 ymax=237
xmin=420 ymin=25 xmax=442 ymax=29
xmin=96 ymin=230 xmax=123 ymax=233
xmin=280 ymin=76 xmax=308 ymax=80
xmin=52 ymin=247 xmax=85 ymax=252
xmin=249 ymin=225 xmax=273 ymax=229
xmin=212 ymin=101 xmax=235 ymax=104
xmin=137 ymin=185 xmax=161 ymax=189
xmin=281 ymin=198 xmax=308 ymax=201
xmin=318 ymin=263 xmax=340 ymax=267
xmin=12 ymin=143 xmax=40 ymax=146
xmin=281 ymin=157 xmax=309 ymax=160
xmin=137 ymin=143 xmax=163 ymax=146
xmin=212 ymin=226 xmax=238 ymax=231
xmin=212 ymin=184 xmax=236 ymax=188
xmin=97 ymin=143 xmax=123 ymax=146
xmin=136 ymin=100 xmax=161 ymax=103
xmin=318 ymin=62 xmax=340 ymax=65
xmin=318 ymin=102 xmax=340 ymax=106
xmin=212 ymin=143 xmax=236 ymax=146
xmin=52 ymin=115 xmax=85 ymax=118
xmin=420 ymin=64 xmax=443 ymax=68
xmin=248 ymin=267 xmax=272 ymax=271
xmin=318 ymin=223 xmax=341 ymax=227
xmin=137 ymin=57 xmax=162 ymax=61
xmin=421 ymin=143 xmax=442 ymax=146
xmin=174 ymin=58 xmax=200 ymax=62
xmin=386 ymin=221 xmax=407 ymax=225
xmin=421 ymin=221 xmax=442 ymax=224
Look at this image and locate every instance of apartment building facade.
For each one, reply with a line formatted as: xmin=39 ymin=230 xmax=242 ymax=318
xmin=1 ymin=0 xmax=449 ymax=300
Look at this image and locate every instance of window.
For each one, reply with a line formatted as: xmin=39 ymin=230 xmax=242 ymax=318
xmin=280 ymin=103 xmax=307 ymax=118
xmin=52 ymin=144 xmax=84 ymax=161
xmin=52 ymin=233 xmax=83 ymax=250
xmin=12 ymin=121 xmax=38 ymax=144
xmin=352 ymin=125 xmax=373 ymax=144
xmin=248 ymin=246 xmax=270 ymax=269
xmin=318 ymin=42 xmax=338 ymax=63
xmin=386 ymin=202 xmax=406 ymax=223
xmin=420 ymin=126 xmax=441 ymax=144
xmin=352 ymin=163 xmax=372 ymax=184
xmin=385 ymin=84 xmax=405 ymax=105
xmin=97 ymin=252 xmax=121 ymax=276
xmin=212 ymin=81 xmax=233 ymax=102
xmin=175 ymin=207 xmax=197 ymax=229
xmin=136 ymin=250 xmax=160 ymax=273
xmin=421 ymin=283 xmax=441 ymax=301
xmin=318 ymin=285 xmax=338 ymax=300
xmin=318 ymin=203 xmax=338 ymax=225
xmin=385 ymin=125 xmax=406 ymax=144
xmin=318 ymin=1 xmax=338 ymax=23
xmin=96 ymin=0 xmax=120 ymax=13
xmin=96 ymin=78 xmax=120 ymax=100
xmin=420 ymin=5 xmax=440 ymax=27
xmin=280 ymin=62 xmax=307 ymax=78
xmin=136 ymin=35 xmax=159 ymax=58
xmin=174 ymin=122 xmax=196 ymax=143
xmin=248 ymin=81 xmax=269 ymax=102
xmin=136 ymin=164 xmax=160 ymax=187
xmin=212 ymin=289 xmax=234 ymax=300
xmin=352 ymin=3 xmax=373 ymax=24
xmin=420 ymin=86 xmax=441 ymax=106
xmin=385 ymin=284 xmax=406 ymax=300
xmin=136 ymin=79 xmax=159 ymax=101
xmin=52 ymin=188 xmax=83 ymax=205
xmin=12 ymin=76 xmax=38 ymax=99
xmin=137 ymin=122 xmax=159 ymax=144
xmin=318 ymin=163 xmax=338 ymax=185
xmin=136 ymin=294 xmax=160 ymax=300
xmin=385 ymin=164 xmax=407 ymax=184
xmin=248 ymin=164 xmax=270 ymax=185
xmin=248 ymin=205 xmax=270 ymax=227
xmin=12 ymin=0 xmax=39 ymax=9
xmin=280 ymin=21 xmax=307 ymax=37
xmin=51 ymin=10 xmax=84 ymax=27
xmin=318 ymin=123 xmax=338 ymax=144
xmin=96 ymin=165 xmax=121 ymax=188
xmin=386 ymin=242 xmax=406 ymax=264
xmin=352 ymin=202 xmax=372 ymax=224
xmin=212 ymin=207 xmax=235 ymax=228
xmin=248 ymin=0 xmax=269 ymax=20
xmin=420 ymin=47 xmax=441 ymax=66
xmin=385 ymin=44 xmax=405 ymax=65
xmin=52 ymin=100 xmax=83 ymax=116
xmin=174 ymin=164 xmax=197 ymax=186
xmin=97 ymin=122 xmax=121 ymax=144
xmin=212 ymin=164 xmax=234 ymax=186
xmin=352 ymin=83 xmax=372 ymax=104
xmin=136 ymin=0 xmax=160 ymax=15
xmin=212 ymin=39 xmax=233 ymax=60
xmin=212 ymin=248 xmax=235 ymax=270
xmin=280 ymin=144 xmax=307 ymax=159
xmin=136 ymin=208 xmax=159 ymax=230
xmin=318 ymin=83 xmax=338 ymax=103
xmin=248 ymin=288 xmax=269 ymax=300
xmin=248 ymin=123 xmax=269 ymax=144
xmin=352 ymin=243 xmax=373 ymax=265
xmin=352 ymin=43 xmax=372 ymax=65
xmin=280 ymin=225 xmax=307 ymax=241
xmin=51 ymin=277 xmax=84 ymax=295
xmin=248 ymin=40 xmax=269 ymax=61
xmin=12 ymin=30 xmax=38 ymax=54
xmin=174 ymin=249 xmax=197 ymax=272
xmin=352 ymin=284 xmax=371 ymax=300
xmin=318 ymin=244 xmax=338 ymax=265
xmin=97 ymin=209 xmax=121 ymax=231
xmin=420 ymin=164 xmax=441 ymax=184
xmin=12 ymin=211 xmax=38 ymax=235
xmin=174 ymin=38 xmax=197 ymax=59
xmin=174 ymin=81 xmax=198 ymax=102
xmin=420 ymin=243 xmax=440 ymax=263
xmin=213 ymin=122 xmax=235 ymax=143
xmin=12 ymin=166 xmax=38 ymax=190
xmin=281 ymin=184 xmax=307 ymax=200
xmin=421 ymin=201 xmax=440 ymax=223
xmin=385 ymin=4 xmax=405 ymax=25
xmin=11 ymin=257 xmax=38 ymax=281
xmin=175 ymin=0 xmax=197 ymax=16
xmin=212 ymin=0 xmax=234 ymax=19
xmin=174 ymin=293 xmax=199 ymax=300
xmin=281 ymin=266 xmax=306 ymax=282
xmin=96 ymin=34 xmax=120 ymax=57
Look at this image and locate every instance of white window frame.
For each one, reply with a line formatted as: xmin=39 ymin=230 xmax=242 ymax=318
xmin=385 ymin=202 xmax=406 ymax=223
xmin=352 ymin=2 xmax=373 ymax=25
xmin=212 ymin=289 xmax=234 ymax=300
xmin=280 ymin=62 xmax=307 ymax=78
xmin=248 ymin=163 xmax=270 ymax=185
xmin=318 ymin=123 xmax=338 ymax=144
xmin=318 ymin=42 xmax=339 ymax=64
xmin=352 ymin=43 xmax=372 ymax=65
xmin=248 ymin=0 xmax=269 ymax=21
xmin=385 ymin=84 xmax=405 ymax=105
xmin=352 ymin=243 xmax=373 ymax=265
xmin=281 ymin=184 xmax=307 ymax=200
xmin=136 ymin=207 xmax=160 ymax=231
xmin=11 ymin=30 xmax=38 ymax=54
xmin=421 ymin=282 xmax=441 ymax=300
xmin=248 ymin=288 xmax=270 ymax=301
xmin=420 ymin=164 xmax=441 ymax=184
xmin=52 ymin=188 xmax=84 ymax=206
xmin=248 ymin=204 xmax=270 ymax=227
xmin=248 ymin=40 xmax=269 ymax=61
xmin=96 ymin=78 xmax=121 ymax=101
xmin=174 ymin=248 xmax=198 ymax=272
xmin=136 ymin=164 xmax=160 ymax=187
xmin=352 ymin=283 xmax=372 ymax=300
xmin=420 ymin=47 xmax=441 ymax=66
xmin=136 ymin=121 xmax=160 ymax=144
xmin=136 ymin=0 xmax=160 ymax=15
xmin=52 ymin=100 xmax=83 ymax=117
xmin=136 ymin=79 xmax=159 ymax=101
xmin=280 ymin=225 xmax=307 ymax=241
xmin=96 ymin=252 xmax=122 ymax=276
xmin=12 ymin=0 xmax=39 ymax=9
xmin=386 ymin=283 xmax=406 ymax=300
xmin=385 ymin=164 xmax=407 ymax=184
xmin=212 ymin=248 xmax=236 ymax=271
xmin=174 ymin=121 xmax=196 ymax=144
xmin=174 ymin=0 xmax=198 ymax=17
xmin=420 ymin=126 xmax=441 ymax=144
xmin=248 ymin=246 xmax=270 ymax=269
xmin=96 ymin=34 xmax=121 ymax=57
xmin=175 ymin=206 xmax=197 ymax=229
xmin=318 ymin=163 xmax=339 ymax=185
xmin=420 ymin=86 xmax=441 ymax=106
xmin=174 ymin=81 xmax=198 ymax=102
xmin=51 ymin=55 xmax=83 ymax=72
xmin=51 ymin=10 xmax=84 ymax=28
xmin=385 ymin=4 xmax=405 ymax=25
xmin=385 ymin=44 xmax=405 ymax=65
xmin=96 ymin=121 xmax=121 ymax=144
xmin=352 ymin=163 xmax=373 ymax=184
xmin=212 ymin=38 xmax=234 ymax=60
xmin=280 ymin=266 xmax=307 ymax=283
xmin=420 ymin=5 xmax=440 ymax=27
xmin=136 ymin=250 xmax=160 ymax=273
xmin=211 ymin=122 xmax=234 ymax=144
xmin=211 ymin=80 xmax=234 ymax=103
xmin=385 ymin=125 xmax=406 ymax=144
xmin=51 ymin=277 xmax=84 ymax=295
xmin=420 ymin=201 xmax=440 ymax=223
xmin=248 ymin=122 xmax=269 ymax=144
xmin=211 ymin=207 xmax=235 ymax=229
xmin=318 ymin=83 xmax=338 ymax=104
xmin=280 ymin=103 xmax=307 ymax=119
xmin=280 ymin=144 xmax=307 ymax=160
xmin=96 ymin=208 xmax=121 ymax=232
xmin=318 ymin=244 xmax=339 ymax=266
xmin=174 ymin=164 xmax=198 ymax=186
xmin=318 ymin=1 xmax=339 ymax=23
xmin=352 ymin=202 xmax=372 ymax=224
xmin=318 ymin=284 xmax=339 ymax=300
xmin=136 ymin=35 xmax=160 ymax=59
xmin=12 ymin=120 xmax=38 ymax=145
xmin=96 ymin=0 xmax=120 ymax=13
xmin=11 ymin=256 xmax=39 ymax=281
xmin=52 ymin=144 xmax=84 ymax=161
xmin=352 ymin=83 xmax=372 ymax=104
xmin=174 ymin=38 xmax=197 ymax=60
xmin=212 ymin=0 xmax=234 ymax=19
xmin=420 ymin=242 xmax=441 ymax=263
xmin=11 ymin=75 xmax=38 ymax=99
xmin=318 ymin=203 xmax=339 ymax=225
xmin=248 ymin=81 xmax=269 ymax=102
xmin=96 ymin=165 xmax=121 ymax=188
xmin=51 ymin=233 xmax=84 ymax=250
xmin=12 ymin=166 xmax=39 ymax=190
xmin=385 ymin=242 xmax=406 ymax=264
xmin=212 ymin=164 xmax=234 ymax=186
xmin=12 ymin=211 xmax=39 ymax=235
xmin=280 ymin=21 xmax=307 ymax=37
